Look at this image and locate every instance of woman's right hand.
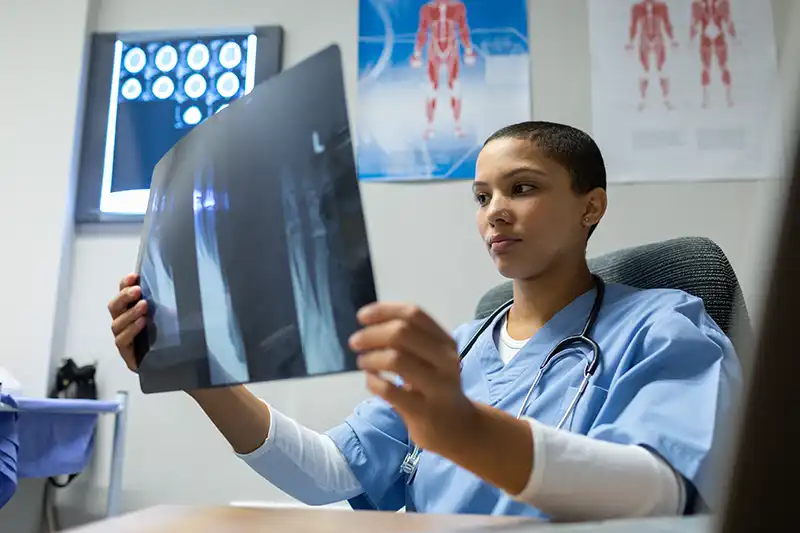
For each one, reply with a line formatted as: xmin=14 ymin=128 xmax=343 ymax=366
xmin=108 ymin=273 xmax=147 ymax=371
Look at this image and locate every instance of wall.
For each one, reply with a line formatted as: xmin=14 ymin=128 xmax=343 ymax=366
xmin=1 ymin=0 xmax=796 ymax=527
xmin=0 ymin=0 xmax=93 ymax=398
xmin=0 ymin=0 xmax=95 ymax=530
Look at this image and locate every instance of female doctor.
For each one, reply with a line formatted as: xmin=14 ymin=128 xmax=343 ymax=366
xmin=108 ymin=121 xmax=741 ymax=522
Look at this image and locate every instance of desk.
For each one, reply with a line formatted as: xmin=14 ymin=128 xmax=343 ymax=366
xmin=63 ymin=505 xmax=533 ymax=533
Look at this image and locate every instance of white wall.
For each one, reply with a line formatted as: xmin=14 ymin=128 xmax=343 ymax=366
xmin=1 ymin=0 xmax=796 ymax=527
xmin=0 ymin=0 xmax=92 ymax=398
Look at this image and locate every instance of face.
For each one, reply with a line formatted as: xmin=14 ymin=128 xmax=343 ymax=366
xmin=473 ymin=138 xmax=606 ymax=280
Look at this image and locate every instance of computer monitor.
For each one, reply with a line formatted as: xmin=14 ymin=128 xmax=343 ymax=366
xmin=133 ymin=44 xmax=377 ymax=394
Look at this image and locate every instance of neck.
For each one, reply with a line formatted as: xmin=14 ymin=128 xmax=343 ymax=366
xmin=506 ymin=256 xmax=595 ymax=339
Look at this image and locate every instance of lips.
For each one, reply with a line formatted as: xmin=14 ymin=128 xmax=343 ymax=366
xmin=487 ymin=235 xmax=522 ymax=253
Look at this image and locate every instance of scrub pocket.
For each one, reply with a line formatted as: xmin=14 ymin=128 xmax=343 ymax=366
xmin=558 ymin=384 xmax=609 ymax=434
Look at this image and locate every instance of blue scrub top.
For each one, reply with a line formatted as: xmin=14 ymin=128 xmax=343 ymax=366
xmin=325 ymin=283 xmax=742 ymax=518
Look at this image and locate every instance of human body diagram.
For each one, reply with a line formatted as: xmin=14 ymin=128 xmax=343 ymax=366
xmin=411 ymin=0 xmax=477 ymax=139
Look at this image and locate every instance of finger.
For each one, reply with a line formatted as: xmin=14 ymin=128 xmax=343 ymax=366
xmin=114 ymin=317 xmax=147 ymax=355
xmin=108 ymin=285 xmax=143 ymax=318
xmin=119 ymin=273 xmax=139 ymax=292
xmin=349 ymin=319 xmax=454 ymax=370
xmin=111 ymin=299 xmax=148 ymax=335
xmin=357 ymin=349 xmax=439 ymax=394
xmin=357 ymin=302 xmax=452 ymax=345
xmin=365 ymin=371 xmax=423 ymax=414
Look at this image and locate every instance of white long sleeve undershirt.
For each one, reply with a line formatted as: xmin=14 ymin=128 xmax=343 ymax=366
xmin=237 ymin=402 xmax=685 ymax=520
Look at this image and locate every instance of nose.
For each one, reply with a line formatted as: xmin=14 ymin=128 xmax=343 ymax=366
xmin=485 ymin=195 xmax=513 ymax=226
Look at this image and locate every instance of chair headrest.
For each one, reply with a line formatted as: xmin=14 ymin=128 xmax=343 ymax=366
xmin=474 ymin=237 xmax=750 ymax=341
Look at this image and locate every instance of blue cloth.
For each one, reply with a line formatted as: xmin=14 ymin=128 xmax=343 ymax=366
xmin=326 ymin=283 xmax=742 ymax=518
xmin=0 ymin=396 xmax=119 ymax=479
xmin=0 ymin=395 xmax=19 ymax=508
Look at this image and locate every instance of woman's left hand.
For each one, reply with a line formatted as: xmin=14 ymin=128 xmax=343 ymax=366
xmin=349 ymin=302 xmax=478 ymax=455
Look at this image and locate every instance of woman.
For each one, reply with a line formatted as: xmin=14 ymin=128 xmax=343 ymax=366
xmin=108 ymin=121 xmax=741 ymax=521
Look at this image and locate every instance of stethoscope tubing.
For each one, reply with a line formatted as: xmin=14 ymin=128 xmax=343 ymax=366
xmin=402 ymin=276 xmax=606 ymax=485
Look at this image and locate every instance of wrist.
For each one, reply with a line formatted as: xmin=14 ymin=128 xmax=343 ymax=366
xmin=443 ymin=402 xmax=534 ymax=495
xmin=432 ymin=399 xmax=482 ymax=458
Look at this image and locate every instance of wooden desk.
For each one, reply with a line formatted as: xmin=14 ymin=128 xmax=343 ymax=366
xmin=64 ymin=505 xmax=534 ymax=533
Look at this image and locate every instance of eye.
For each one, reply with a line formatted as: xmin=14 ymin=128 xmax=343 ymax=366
xmin=474 ymin=192 xmax=490 ymax=206
xmin=512 ymin=183 xmax=536 ymax=195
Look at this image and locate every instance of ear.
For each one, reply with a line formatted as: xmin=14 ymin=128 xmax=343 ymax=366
xmin=581 ymin=188 xmax=607 ymax=228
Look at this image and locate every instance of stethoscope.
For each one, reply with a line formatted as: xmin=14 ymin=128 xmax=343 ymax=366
xmin=400 ymin=275 xmax=606 ymax=486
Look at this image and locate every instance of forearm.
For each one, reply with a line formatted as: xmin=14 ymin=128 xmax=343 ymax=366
xmin=188 ymin=385 xmax=270 ymax=454
xmin=237 ymin=403 xmax=362 ymax=505
xmin=435 ymin=402 xmax=533 ymax=495
xmin=516 ymin=419 xmax=684 ymax=520
xmin=432 ymin=402 xmax=682 ymax=521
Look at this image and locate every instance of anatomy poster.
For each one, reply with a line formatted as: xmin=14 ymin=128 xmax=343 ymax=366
xmin=589 ymin=0 xmax=779 ymax=182
xmin=357 ymin=0 xmax=530 ymax=181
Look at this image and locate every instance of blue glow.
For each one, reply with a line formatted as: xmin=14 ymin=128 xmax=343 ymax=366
xmin=216 ymin=71 xmax=239 ymax=98
xmin=155 ymin=45 xmax=178 ymax=72
xmin=245 ymin=35 xmax=257 ymax=94
xmin=123 ymin=47 xmax=146 ymax=74
xmin=100 ymin=33 xmax=258 ymax=216
xmin=121 ymin=77 xmax=142 ymax=100
xmin=219 ymin=42 xmax=242 ymax=69
xmin=187 ymin=43 xmax=210 ymax=71
xmin=152 ymin=75 xmax=175 ymax=99
xmin=99 ymin=40 xmax=123 ymax=214
xmin=183 ymin=105 xmax=202 ymax=125
xmin=184 ymin=73 xmax=207 ymax=99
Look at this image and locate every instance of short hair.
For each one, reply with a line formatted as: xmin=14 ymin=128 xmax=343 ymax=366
xmin=483 ymin=121 xmax=607 ymax=194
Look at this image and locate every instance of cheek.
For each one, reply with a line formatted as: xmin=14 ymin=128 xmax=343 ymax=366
xmin=476 ymin=209 xmax=489 ymax=236
xmin=518 ymin=200 xmax=574 ymax=239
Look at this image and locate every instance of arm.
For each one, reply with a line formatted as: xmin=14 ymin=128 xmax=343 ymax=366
xmin=690 ymin=2 xmax=701 ymax=40
xmin=109 ymin=279 xmax=360 ymax=504
xmin=238 ymin=402 xmax=363 ymax=505
xmin=351 ymin=299 xmax=740 ymax=519
xmin=455 ymin=4 xmax=473 ymax=52
xmin=515 ymin=419 xmax=683 ymax=520
xmin=188 ymin=385 xmax=271 ymax=455
xmin=414 ymin=5 xmax=430 ymax=57
xmin=661 ymin=4 xmax=675 ymax=41
xmin=721 ymin=1 xmax=736 ymax=38
xmin=628 ymin=6 xmax=640 ymax=45
xmin=421 ymin=401 xmax=682 ymax=520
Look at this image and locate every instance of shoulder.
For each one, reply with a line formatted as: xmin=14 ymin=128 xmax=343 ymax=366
xmin=603 ymin=282 xmax=721 ymax=330
xmin=451 ymin=318 xmax=484 ymax=349
xmin=602 ymin=283 xmax=738 ymax=367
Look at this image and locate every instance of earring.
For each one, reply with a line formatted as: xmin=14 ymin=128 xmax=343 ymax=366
xmin=584 ymin=217 xmax=591 ymax=225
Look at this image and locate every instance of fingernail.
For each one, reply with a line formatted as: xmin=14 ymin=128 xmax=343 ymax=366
xmin=349 ymin=332 xmax=361 ymax=349
xmin=357 ymin=304 xmax=376 ymax=321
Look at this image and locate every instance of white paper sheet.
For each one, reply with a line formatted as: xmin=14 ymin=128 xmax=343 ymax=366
xmin=589 ymin=0 xmax=780 ymax=182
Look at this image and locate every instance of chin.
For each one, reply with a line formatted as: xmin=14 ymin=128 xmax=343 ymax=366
xmin=493 ymin=256 xmax=546 ymax=281
xmin=493 ymin=260 xmax=529 ymax=280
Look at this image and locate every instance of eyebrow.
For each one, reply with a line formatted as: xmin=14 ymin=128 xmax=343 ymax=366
xmin=473 ymin=167 xmax=549 ymax=188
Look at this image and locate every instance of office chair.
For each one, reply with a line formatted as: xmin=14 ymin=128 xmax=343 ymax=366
xmin=474 ymin=237 xmax=751 ymax=352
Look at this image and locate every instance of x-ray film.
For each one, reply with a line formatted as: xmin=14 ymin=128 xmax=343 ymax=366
xmin=133 ymin=45 xmax=377 ymax=393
